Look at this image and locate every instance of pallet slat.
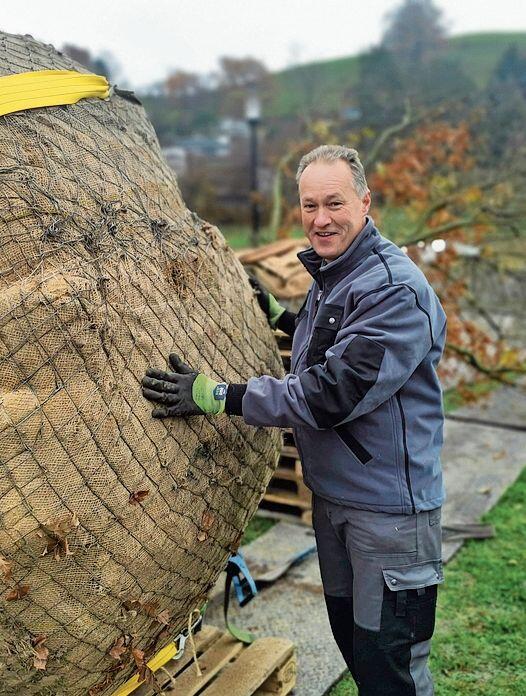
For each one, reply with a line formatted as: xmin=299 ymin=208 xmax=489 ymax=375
xmin=169 ymin=634 xmax=243 ymax=695
xmin=263 ymin=489 xmax=312 ymax=510
xmin=203 ymin=637 xmax=294 ymax=696
xmin=135 ymin=626 xmax=222 ymax=695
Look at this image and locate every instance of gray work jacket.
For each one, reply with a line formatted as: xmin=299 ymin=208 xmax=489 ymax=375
xmin=241 ymin=218 xmax=447 ymax=514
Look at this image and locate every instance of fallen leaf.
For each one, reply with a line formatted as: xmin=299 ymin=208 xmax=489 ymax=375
xmin=0 ymin=555 xmax=13 ymax=582
xmin=156 ymin=609 xmax=170 ymax=626
xmin=197 ymin=530 xmax=207 ymax=542
xmin=6 ymin=584 xmax=30 ymax=601
xmin=32 ymin=635 xmax=49 ymax=670
xmin=108 ymin=637 xmax=127 ymax=661
xmin=131 ymin=648 xmax=145 ymax=667
xmin=201 ymin=510 xmax=215 ymax=531
xmin=508 ymin=559 xmax=518 ymax=566
xmin=477 ymin=486 xmax=491 ymax=495
xmin=129 ymin=490 xmax=150 ymax=506
xmin=40 ymin=512 xmax=80 ymax=560
xmin=141 ymin=600 xmax=159 ymax=618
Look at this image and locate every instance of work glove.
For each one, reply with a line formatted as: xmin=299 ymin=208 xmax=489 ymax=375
xmin=141 ymin=354 xmax=227 ymax=418
xmin=249 ymin=276 xmax=286 ymax=329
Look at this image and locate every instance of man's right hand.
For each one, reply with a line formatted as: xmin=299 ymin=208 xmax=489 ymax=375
xmin=249 ymin=276 xmax=286 ymax=329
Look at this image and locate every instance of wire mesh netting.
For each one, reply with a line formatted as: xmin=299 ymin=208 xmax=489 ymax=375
xmin=0 ymin=31 xmax=283 ymax=695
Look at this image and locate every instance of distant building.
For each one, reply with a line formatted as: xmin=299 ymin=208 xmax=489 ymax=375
xmin=178 ymin=134 xmax=230 ymax=159
xmin=162 ymin=146 xmax=187 ymax=174
xmin=218 ymin=118 xmax=250 ymax=138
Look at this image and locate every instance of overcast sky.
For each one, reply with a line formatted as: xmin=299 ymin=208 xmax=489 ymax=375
xmin=3 ymin=1 xmax=526 ymax=88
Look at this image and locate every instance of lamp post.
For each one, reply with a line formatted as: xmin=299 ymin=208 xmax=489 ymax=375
xmin=245 ymin=93 xmax=261 ymax=247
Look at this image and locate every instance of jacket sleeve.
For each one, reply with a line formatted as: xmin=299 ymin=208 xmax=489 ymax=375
xmin=241 ymin=283 xmax=442 ymax=429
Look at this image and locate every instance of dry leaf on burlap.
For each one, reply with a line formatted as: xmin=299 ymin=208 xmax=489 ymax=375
xmin=5 ymin=584 xmax=30 ymax=601
xmin=108 ymin=637 xmax=127 ymax=661
xmin=131 ymin=648 xmax=154 ymax=684
xmin=33 ymin=635 xmax=49 ymax=670
xmin=201 ymin=510 xmax=215 ymax=530
xmin=197 ymin=530 xmax=207 ymax=542
xmin=40 ymin=512 xmax=80 ymax=560
xmin=0 ymin=556 xmax=13 ymax=582
xmin=141 ymin=600 xmax=159 ymax=618
xmin=156 ymin=609 xmax=170 ymax=626
xmin=129 ymin=490 xmax=150 ymax=506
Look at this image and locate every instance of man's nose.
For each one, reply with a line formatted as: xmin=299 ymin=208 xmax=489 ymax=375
xmin=314 ymin=208 xmax=331 ymax=228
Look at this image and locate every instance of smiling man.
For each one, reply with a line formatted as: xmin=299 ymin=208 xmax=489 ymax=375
xmin=142 ymin=145 xmax=447 ymax=696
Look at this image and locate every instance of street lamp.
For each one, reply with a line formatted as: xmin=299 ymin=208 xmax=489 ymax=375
xmin=245 ymin=93 xmax=261 ymax=247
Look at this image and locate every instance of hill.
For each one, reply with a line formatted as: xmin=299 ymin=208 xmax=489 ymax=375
xmin=269 ymin=32 xmax=526 ymax=118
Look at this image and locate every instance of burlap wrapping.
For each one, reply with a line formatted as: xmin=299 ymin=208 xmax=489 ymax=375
xmin=0 ymin=32 xmax=283 ymax=695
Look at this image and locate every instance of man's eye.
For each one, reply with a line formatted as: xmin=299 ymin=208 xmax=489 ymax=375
xmin=329 ymin=202 xmax=342 ymax=208
xmin=303 ymin=204 xmax=316 ymax=210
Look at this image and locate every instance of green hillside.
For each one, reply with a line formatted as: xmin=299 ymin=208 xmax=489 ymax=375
xmin=269 ymin=32 xmax=526 ymax=118
xmin=448 ymin=32 xmax=526 ymax=88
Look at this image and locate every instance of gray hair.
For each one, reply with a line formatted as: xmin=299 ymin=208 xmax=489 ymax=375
xmin=296 ymin=145 xmax=369 ymax=197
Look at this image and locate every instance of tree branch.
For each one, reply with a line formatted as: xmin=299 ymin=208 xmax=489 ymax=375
xmin=445 ymin=342 xmax=525 ymax=384
xmin=404 ymin=215 xmax=479 ymax=246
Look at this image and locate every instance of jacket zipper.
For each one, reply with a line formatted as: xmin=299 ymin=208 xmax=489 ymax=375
xmin=396 ymin=392 xmax=416 ymax=514
xmin=292 ymin=286 xmax=324 ymax=374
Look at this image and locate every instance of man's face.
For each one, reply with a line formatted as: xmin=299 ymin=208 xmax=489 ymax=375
xmin=298 ymin=159 xmax=371 ymax=261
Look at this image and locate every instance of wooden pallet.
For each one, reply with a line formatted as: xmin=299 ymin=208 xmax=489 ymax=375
xmin=261 ymin=429 xmax=312 ymax=525
xmin=274 ymin=330 xmax=292 ymax=372
xmin=136 ymin=625 xmax=296 ymax=696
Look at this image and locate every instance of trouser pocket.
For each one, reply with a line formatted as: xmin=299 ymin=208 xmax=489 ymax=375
xmin=380 ymin=559 xmax=443 ymax=648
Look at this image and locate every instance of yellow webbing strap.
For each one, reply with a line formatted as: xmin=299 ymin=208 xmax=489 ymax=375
xmin=110 ymin=606 xmax=206 ymax=696
xmin=110 ymin=640 xmax=180 ymax=696
xmin=0 ymin=69 xmax=110 ymax=117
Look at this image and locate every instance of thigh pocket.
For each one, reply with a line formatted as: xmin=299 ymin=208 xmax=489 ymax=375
xmin=381 ymin=559 xmax=443 ymax=647
xmin=382 ymin=559 xmax=443 ymax=591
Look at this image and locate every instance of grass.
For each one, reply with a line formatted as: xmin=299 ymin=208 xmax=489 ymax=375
xmin=220 ymin=224 xmax=305 ymax=251
xmin=241 ymin=515 xmax=275 ymax=545
xmin=330 ymin=466 xmax=526 ymax=695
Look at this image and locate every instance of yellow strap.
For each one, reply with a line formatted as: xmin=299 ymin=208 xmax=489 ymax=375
xmin=111 ymin=640 xmax=179 ymax=696
xmin=0 ymin=69 xmax=110 ymax=117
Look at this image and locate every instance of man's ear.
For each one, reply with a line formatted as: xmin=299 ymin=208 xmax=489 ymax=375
xmin=362 ymin=190 xmax=371 ymax=215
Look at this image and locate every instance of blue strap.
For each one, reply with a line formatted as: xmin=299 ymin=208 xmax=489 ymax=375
xmin=229 ymin=552 xmax=257 ymax=606
xmin=224 ymin=552 xmax=257 ymax=644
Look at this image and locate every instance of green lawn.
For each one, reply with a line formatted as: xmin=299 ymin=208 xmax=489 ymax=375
xmin=220 ymin=224 xmax=305 ymax=251
xmin=330 ymin=465 xmax=526 ymax=695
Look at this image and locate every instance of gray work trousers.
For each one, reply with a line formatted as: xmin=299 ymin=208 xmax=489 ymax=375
xmin=312 ymin=494 xmax=444 ymax=696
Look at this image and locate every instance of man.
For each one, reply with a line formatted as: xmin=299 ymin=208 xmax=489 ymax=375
xmin=142 ymin=145 xmax=447 ymax=695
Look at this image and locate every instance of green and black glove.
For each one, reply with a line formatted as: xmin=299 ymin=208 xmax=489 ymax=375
xmin=249 ymin=276 xmax=287 ymax=329
xmin=141 ymin=354 xmax=227 ymax=418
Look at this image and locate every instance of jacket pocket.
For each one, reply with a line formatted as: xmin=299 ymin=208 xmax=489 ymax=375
xmin=306 ymin=303 xmax=343 ymax=367
xmin=334 ymin=422 xmax=373 ymax=465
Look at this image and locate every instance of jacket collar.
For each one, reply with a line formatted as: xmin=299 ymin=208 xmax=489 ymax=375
xmin=297 ymin=217 xmax=379 ymax=289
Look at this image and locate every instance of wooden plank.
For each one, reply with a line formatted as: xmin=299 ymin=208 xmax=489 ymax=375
xmin=280 ymin=445 xmax=299 ymax=459
xmin=135 ymin=626 xmax=222 ymax=694
xmin=255 ymin=654 xmax=297 ymax=695
xmin=273 ymin=467 xmax=300 ymax=481
xmin=203 ymin=637 xmax=295 ymax=696
xmin=263 ymin=490 xmax=312 ymax=510
xmin=168 ymin=634 xmax=243 ymax=695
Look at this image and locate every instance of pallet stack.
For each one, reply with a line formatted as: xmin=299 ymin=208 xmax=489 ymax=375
xmin=137 ymin=625 xmax=296 ymax=696
xmin=259 ymin=331 xmax=312 ymax=525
